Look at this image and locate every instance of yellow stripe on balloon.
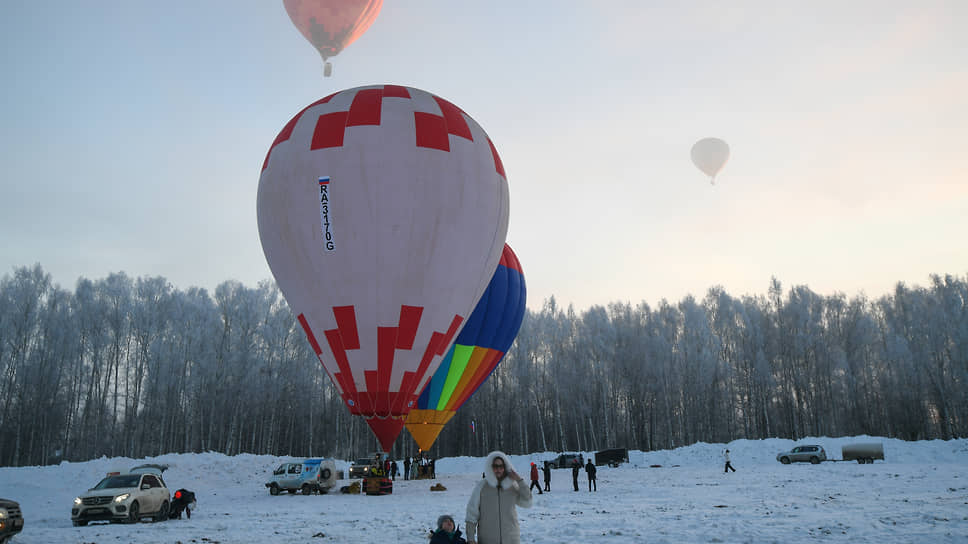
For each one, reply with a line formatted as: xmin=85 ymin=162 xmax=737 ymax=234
xmin=443 ymin=346 xmax=489 ymax=411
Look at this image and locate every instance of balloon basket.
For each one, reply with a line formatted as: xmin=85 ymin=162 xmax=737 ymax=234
xmin=364 ymin=477 xmax=393 ymax=495
xmin=324 ymin=61 xmax=333 ymax=77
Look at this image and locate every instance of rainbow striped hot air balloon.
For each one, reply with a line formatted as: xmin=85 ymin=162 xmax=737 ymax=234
xmin=405 ymin=244 xmax=526 ymax=451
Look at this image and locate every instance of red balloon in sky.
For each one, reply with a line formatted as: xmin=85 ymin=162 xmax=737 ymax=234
xmin=283 ymin=0 xmax=383 ymax=60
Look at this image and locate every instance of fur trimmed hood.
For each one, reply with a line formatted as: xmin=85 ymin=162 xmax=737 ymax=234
xmin=483 ymin=451 xmax=518 ymax=489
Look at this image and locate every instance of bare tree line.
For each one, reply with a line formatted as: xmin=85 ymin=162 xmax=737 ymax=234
xmin=1 ymin=264 xmax=965 ymax=466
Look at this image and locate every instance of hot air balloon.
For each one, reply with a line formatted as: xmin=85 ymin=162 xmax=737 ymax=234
xmin=405 ymin=244 xmax=526 ymax=452
xmin=257 ymin=85 xmax=510 ymax=452
xmin=690 ymin=137 xmax=730 ymax=184
xmin=283 ymin=0 xmax=383 ymax=76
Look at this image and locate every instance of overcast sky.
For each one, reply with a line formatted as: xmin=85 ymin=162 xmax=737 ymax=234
xmin=2 ymin=1 xmax=965 ymax=311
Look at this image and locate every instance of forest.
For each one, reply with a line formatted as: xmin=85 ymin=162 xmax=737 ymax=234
xmin=0 ymin=264 xmax=965 ymax=467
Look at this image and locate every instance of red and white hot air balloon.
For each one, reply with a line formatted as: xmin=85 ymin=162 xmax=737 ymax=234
xmin=283 ymin=0 xmax=383 ymax=76
xmin=257 ymin=85 xmax=510 ymax=452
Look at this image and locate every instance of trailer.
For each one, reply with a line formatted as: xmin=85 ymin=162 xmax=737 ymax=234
xmin=595 ymin=448 xmax=629 ymax=467
xmin=840 ymin=442 xmax=884 ymax=464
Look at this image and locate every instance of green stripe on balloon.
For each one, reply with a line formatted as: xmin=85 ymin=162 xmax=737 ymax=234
xmin=437 ymin=343 xmax=474 ymax=409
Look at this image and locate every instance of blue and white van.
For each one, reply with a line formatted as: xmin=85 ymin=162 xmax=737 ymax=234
xmin=266 ymin=458 xmax=338 ymax=495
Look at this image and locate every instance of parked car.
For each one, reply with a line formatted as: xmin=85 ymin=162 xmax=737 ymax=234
xmin=0 ymin=498 xmax=24 ymax=544
xmin=72 ymin=465 xmax=170 ymax=525
xmin=349 ymin=456 xmax=381 ymax=479
xmin=776 ymin=445 xmax=827 ymax=464
xmin=547 ymin=453 xmax=584 ymax=469
xmin=266 ymin=458 xmax=338 ymax=495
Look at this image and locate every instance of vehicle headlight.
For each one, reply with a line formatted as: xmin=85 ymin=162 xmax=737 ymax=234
xmin=0 ymin=507 xmax=7 ymax=518
xmin=73 ymin=497 xmax=82 ymax=506
xmin=114 ymin=493 xmax=130 ymax=503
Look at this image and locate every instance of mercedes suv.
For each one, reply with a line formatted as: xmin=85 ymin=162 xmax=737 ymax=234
xmin=71 ymin=465 xmax=170 ymax=525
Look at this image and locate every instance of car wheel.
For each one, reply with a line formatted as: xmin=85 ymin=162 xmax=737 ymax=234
xmin=154 ymin=500 xmax=169 ymax=522
xmin=73 ymin=520 xmax=88 ymax=527
xmin=269 ymin=483 xmax=280 ymax=496
xmin=810 ymin=456 xmax=820 ymax=464
xmin=127 ymin=500 xmax=140 ymax=523
xmin=302 ymin=483 xmax=313 ymax=495
xmin=780 ymin=457 xmax=790 ymax=464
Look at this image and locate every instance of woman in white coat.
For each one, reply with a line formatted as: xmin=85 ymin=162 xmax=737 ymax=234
xmin=465 ymin=451 xmax=533 ymax=544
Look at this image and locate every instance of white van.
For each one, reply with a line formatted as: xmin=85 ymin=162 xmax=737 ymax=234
xmin=266 ymin=458 xmax=338 ymax=495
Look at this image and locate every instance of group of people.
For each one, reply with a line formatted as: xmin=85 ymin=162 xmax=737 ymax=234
xmin=525 ymin=458 xmax=597 ymax=493
xmin=404 ymin=453 xmax=436 ymax=480
xmin=430 ymin=449 xmax=739 ymax=543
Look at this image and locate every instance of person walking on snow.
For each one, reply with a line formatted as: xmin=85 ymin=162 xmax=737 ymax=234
xmin=465 ymin=451 xmax=533 ymax=544
xmin=584 ymin=459 xmax=597 ymax=491
xmin=571 ymin=459 xmax=580 ymax=491
xmin=724 ymin=449 xmax=736 ymax=472
xmin=529 ymin=462 xmax=543 ymax=494
xmin=542 ymin=461 xmax=551 ymax=492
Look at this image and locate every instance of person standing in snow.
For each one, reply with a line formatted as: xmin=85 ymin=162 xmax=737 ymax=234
xmin=724 ymin=449 xmax=736 ymax=472
xmin=404 ymin=456 xmax=411 ymax=481
xmin=528 ymin=462 xmax=543 ymax=494
xmin=430 ymin=514 xmax=467 ymax=544
xmin=390 ymin=460 xmax=399 ymax=481
xmin=584 ymin=459 xmax=597 ymax=491
xmin=542 ymin=461 xmax=551 ymax=492
xmin=465 ymin=451 xmax=533 ymax=544
xmin=571 ymin=459 xmax=580 ymax=491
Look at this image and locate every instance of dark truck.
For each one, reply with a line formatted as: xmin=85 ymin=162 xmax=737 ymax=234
xmin=0 ymin=498 xmax=24 ymax=543
xmin=595 ymin=448 xmax=629 ymax=467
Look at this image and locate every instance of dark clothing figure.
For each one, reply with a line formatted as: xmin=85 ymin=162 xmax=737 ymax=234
xmin=571 ymin=461 xmax=580 ymax=491
xmin=585 ymin=460 xmax=597 ymax=491
xmin=391 ymin=461 xmax=399 ymax=481
xmin=404 ymin=457 xmax=411 ymax=481
xmin=430 ymin=528 xmax=467 ymax=544
xmin=529 ymin=463 xmax=543 ymax=494
xmin=542 ymin=463 xmax=551 ymax=492
xmin=431 ymin=514 xmax=467 ymax=544
xmin=169 ymin=488 xmax=196 ymax=519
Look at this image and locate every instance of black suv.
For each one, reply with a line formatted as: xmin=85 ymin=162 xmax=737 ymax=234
xmin=0 ymin=498 xmax=24 ymax=544
xmin=548 ymin=453 xmax=584 ymax=469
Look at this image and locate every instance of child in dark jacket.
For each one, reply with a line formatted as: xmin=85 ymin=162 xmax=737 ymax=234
xmin=430 ymin=514 xmax=467 ymax=544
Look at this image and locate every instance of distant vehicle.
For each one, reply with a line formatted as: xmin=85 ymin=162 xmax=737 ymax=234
xmin=266 ymin=458 xmax=338 ymax=495
xmin=0 ymin=498 xmax=24 ymax=543
xmin=548 ymin=453 xmax=584 ymax=469
xmin=595 ymin=448 xmax=629 ymax=467
xmin=776 ymin=445 xmax=827 ymax=464
xmin=72 ymin=465 xmax=170 ymax=525
xmin=841 ymin=442 xmax=884 ymax=464
xmin=350 ymin=452 xmax=389 ymax=479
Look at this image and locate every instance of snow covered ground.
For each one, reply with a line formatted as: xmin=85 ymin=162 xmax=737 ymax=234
xmin=1 ymin=436 xmax=966 ymax=543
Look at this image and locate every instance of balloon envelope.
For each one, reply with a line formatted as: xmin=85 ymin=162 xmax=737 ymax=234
xmin=257 ymin=85 xmax=510 ymax=452
xmin=283 ymin=0 xmax=383 ymax=59
xmin=405 ymin=244 xmax=526 ymax=451
xmin=690 ymin=137 xmax=730 ymax=180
